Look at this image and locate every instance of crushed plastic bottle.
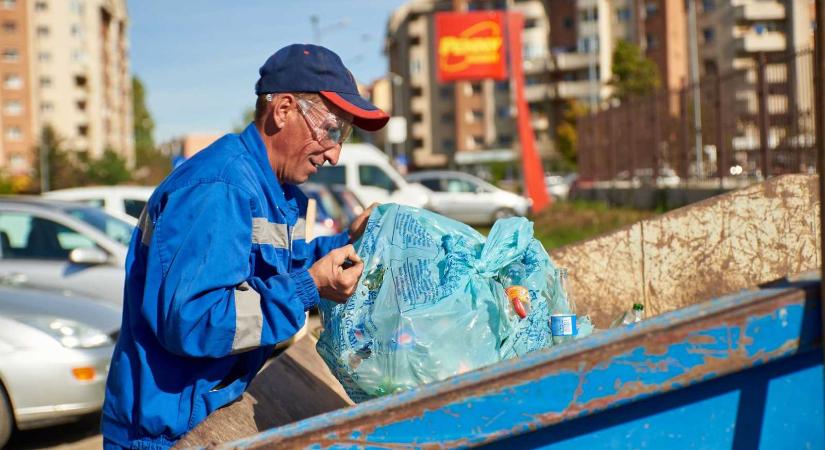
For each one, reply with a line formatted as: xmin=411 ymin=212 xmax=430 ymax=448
xmin=610 ymin=303 xmax=645 ymax=327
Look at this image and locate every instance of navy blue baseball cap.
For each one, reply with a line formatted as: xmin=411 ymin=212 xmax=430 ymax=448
xmin=255 ymin=44 xmax=389 ymax=131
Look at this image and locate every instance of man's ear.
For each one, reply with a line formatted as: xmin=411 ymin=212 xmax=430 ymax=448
xmin=271 ymin=93 xmax=296 ymax=129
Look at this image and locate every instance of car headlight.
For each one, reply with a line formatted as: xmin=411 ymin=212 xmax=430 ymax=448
xmin=18 ymin=316 xmax=113 ymax=349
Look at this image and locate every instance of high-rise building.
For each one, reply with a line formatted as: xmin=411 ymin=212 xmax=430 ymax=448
xmin=547 ymin=0 xmax=688 ymax=112
xmin=0 ymin=0 xmax=133 ymax=178
xmin=385 ymin=0 xmax=552 ymax=170
xmin=696 ymin=0 xmax=814 ymax=153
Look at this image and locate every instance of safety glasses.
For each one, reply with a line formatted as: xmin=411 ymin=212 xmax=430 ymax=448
xmin=296 ymin=98 xmax=352 ymax=147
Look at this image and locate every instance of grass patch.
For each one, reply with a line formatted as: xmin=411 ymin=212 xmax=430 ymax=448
xmin=476 ymin=201 xmax=656 ymax=251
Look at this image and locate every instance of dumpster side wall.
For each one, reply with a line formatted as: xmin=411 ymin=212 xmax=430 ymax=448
xmin=551 ymin=174 xmax=820 ymax=328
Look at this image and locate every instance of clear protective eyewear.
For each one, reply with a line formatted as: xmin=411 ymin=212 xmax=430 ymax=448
xmin=296 ymin=97 xmax=353 ymax=147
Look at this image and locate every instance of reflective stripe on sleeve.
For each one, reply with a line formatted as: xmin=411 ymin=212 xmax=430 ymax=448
xmin=251 ymin=217 xmax=289 ymax=248
xmin=231 ymin=282 xmax=263 ymax=353
xmin=138 ymin=207 xmax=154 ymax=246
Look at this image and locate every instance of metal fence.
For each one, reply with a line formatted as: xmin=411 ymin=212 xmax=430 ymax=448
xmin=577 ymin=49 xmax=816 ymax=187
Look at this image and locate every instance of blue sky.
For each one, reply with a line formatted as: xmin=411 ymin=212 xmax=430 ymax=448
xmin=128 ymin=1 xmax=407 ymax=142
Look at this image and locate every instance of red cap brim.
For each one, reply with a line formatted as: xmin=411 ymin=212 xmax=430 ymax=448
xmin=320 ymin=91 xmax=390 ymax=132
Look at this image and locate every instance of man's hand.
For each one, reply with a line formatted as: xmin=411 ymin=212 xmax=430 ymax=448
xmin=308 ymin=244 xmax=364 ymax=303
xmin=349 ymin=203 xmax=379 ymax=243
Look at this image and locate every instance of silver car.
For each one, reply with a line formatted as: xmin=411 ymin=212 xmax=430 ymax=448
xmin=0 ymin=285 xmax=120 ymax=447
xmin=407 ymin=171 xmax=531 ymax=226
xmin=0 ymin=197 xmax=130 ymax=306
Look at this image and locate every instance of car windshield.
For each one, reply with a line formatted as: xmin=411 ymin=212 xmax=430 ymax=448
xmin=66 ymin=207 xmax=133 ymax=246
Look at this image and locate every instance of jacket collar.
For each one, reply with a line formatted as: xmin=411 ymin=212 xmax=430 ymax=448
xmin=240 ymin=123 xmax=299 ymax=222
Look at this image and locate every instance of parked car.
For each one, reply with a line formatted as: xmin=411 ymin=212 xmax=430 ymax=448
xmin=0 ymin=197 xmax=129 ymax=306
xmin=310 ymin=144 xmax=431 ymax=209
xmin=545 ymin=173 xmax=578 ymax=201
xmin=298 ymin=183 xmax=345 ymax=237
xmin=406 ymin=171 xmax=531 ymax=225
xmin=328 ymin=184 xmax=364 ymax=227
xmin=614 ymin=167 xmax=681 ymax=188
xmin=44 ymin=185 xmax=156 ymax=226
xmin=0 ymin=285 xmax=120 ymax=447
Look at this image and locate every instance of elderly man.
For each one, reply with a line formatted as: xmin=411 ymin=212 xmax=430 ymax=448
xmin=101 ymin=44 xmax=389 ymax=449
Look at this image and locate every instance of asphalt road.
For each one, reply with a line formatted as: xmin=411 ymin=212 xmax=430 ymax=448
xmin=6 ymin=412 xmax=102 ymax=449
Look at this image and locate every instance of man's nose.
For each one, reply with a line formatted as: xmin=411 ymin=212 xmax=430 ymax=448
xmin=324 ymin=145 xmax=341 ymax=166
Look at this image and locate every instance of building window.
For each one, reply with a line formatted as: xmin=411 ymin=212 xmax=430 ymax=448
xmin=2 ymin=0 xmax=15 ymax=9
xmin=75 ymin=74 xmax=88 ymax=87
xmin=70 ymin=0 xmax=84 ymax=14
xmin=646 ymin=33 xmax=658 ymax=49
xmin=409 ymin=35 xmax=421 ymax=46
xmin=702 ymin=0 xmax=714 ymax=12
xmin=71 ymin=24 xmax=83 ymax=38
xmin=441 ymin=111 xmax=453 ymax=122
xmin=498 ymin=135 xmax=513 ymax=146
xmin=470 ymin=82 xmax=482 ymax=94
xmin=703 ymin=27 xmax=715 ymax=43
xmin=36 ymin=25 xmax=49 ymax=37
xmin=2 ymin=21 xmax=15 ymax=33
xmin=439 ymin=85 xmax=452 ymax=99
xmin=39 ymin=76 xmax=51 ymax=88
xmin=580 ymin=8 xmax=598 ymax=22
xmin=3 ymin=73 xmax=21 ymax=89
xmin=410 ymin=58 xmax=422 ymax=76
xmin=72 ymin=50 xmax=86 ymax=63
xmin=563 ymin=16 xmax=574 ymax=29
xmin=77 ymin=124 xmax=88 ymax=137
xmin=5 ymin=126 xmax=21 ymax=141
xmin=3 ymin=100 xmax=21 ymax=115
xmin=2 ymin=48 xmax=18 ymax=62
xmin=441 ymin=138 xmax=455 ymax=151
xmin=34 ymin=0 xmax=47 ymax=11
xmin=524 ymin=18 xmax=538 ymax=29
xmin=76 ymin=100 xmax=86 ymax=111
xmin=617 ymin=8 xmax=631 ymax=22
xmin=645 ymin=1 xmax=659 ymax=16
xmin=40 ymin=101 xmax=53 ymax=112
xmin=496 ymin=105 xmax=510 ymax=118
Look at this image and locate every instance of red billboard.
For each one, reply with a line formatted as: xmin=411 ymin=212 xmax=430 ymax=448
xmin=435 ymin=11 xmax=507 ymax=82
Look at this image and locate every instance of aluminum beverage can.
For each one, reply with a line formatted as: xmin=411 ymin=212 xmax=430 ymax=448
xmin=550 ymin=314 xmax=577 ymax=344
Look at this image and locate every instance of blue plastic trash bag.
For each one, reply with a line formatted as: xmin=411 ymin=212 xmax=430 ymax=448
xmin=317 ymin=204 xmax=592 ymax=402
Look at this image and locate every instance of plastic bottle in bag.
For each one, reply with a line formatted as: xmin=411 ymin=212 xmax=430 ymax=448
xmin=500 ymin=262 xmax=532 ymax=319
xmin=610 ymin=303 xmax=645 ymax=327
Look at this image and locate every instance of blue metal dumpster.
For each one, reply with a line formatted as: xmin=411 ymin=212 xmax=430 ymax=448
xmin=214 ymin=274 xmax=823 ymax=449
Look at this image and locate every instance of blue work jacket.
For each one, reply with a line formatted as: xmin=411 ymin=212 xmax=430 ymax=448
xmin=101 ymin=123 xmax=349 ymax=449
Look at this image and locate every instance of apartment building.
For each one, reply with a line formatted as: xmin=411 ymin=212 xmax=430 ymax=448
xmin=697 ymin=0 xmax=814 ymax=154
xmin=0 ymin=0 xmax=132 ymax=177
xmin=385 ymin=0 xmax=551 ymax=169
xmin=547 ymin=0 xmax=688 ymax=113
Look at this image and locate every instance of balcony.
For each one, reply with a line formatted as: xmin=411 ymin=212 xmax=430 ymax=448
xmin=552 ymin=52 xmax=594 ymax=71
xmin=735 ymin=31 xmax=786 ymax=53
xmin=525 ymin=83 xmax=548 ymax=102
xmin=523 ymin=57 xmax=549 ymax=74
xmin=410 ymin=96 xmax=427 ymax=113
xmin=549 ymin=80 xmax=611 ymax=100
xmin=735 ymin=2 xmax=785 ymax=21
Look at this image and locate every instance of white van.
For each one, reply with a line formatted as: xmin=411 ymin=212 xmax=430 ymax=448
xmin=310 ymin=143 xmax=431 ymax=209
xmin=44 ymin=185 xmax=156 ymax=226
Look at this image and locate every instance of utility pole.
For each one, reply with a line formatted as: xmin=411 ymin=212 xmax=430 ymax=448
xmin=38 ymin=133 xmax=49 ymax=193
xmin=452 ymin=0 xmax=468 ymax=169
xmin=813 ymin=0 xmax=825 ymax=393
xmin=687 ymin=0 xmax=703 ymax=180
xmin=310 ymin=15 xmax=320 ymax=44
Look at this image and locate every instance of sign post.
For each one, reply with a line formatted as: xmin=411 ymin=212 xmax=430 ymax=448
xmin=435 ymin=11 xmax=551 ymax=212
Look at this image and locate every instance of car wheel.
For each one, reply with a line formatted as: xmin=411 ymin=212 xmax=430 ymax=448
xmin=493 ymin=208 xmax=516 ymax=221
xmin=0 ymin=383 xmax=12 ymax=449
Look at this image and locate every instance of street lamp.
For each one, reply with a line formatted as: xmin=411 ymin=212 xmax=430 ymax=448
xmin=309 ymin=15 xmax=351 ymax=45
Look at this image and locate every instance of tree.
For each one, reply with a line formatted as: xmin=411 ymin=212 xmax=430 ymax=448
xmin=133 ymin=76 xmax=170 ymax=184
xmin=36 ymin=126 xmax=87 ymax=191
xmin=554 ymin=100 xmax=588 ymax=169
xmin=86 ymin=149 xmax=131 ymax=185
xmin=610 ymin=40 xmax=660 ymax=101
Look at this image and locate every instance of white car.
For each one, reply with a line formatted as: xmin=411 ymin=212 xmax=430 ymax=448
xmin=545 ymin=173 xmax=577 ymax=201
xmin=406 ymin=171 xmax=531 ymax=225
xmin=0 ymin=285 xmax=120 ymax=447
xmin=310 ymin=144 xmax=431 ymax=209
xmin=44 ymin=185 xmax=156 ymax=226
xmin=0 ymin=197 xmax=129 ymax=306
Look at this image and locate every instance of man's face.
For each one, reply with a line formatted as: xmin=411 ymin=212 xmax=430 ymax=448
xmin=278 ymin=95 xmax=352 ymax=184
